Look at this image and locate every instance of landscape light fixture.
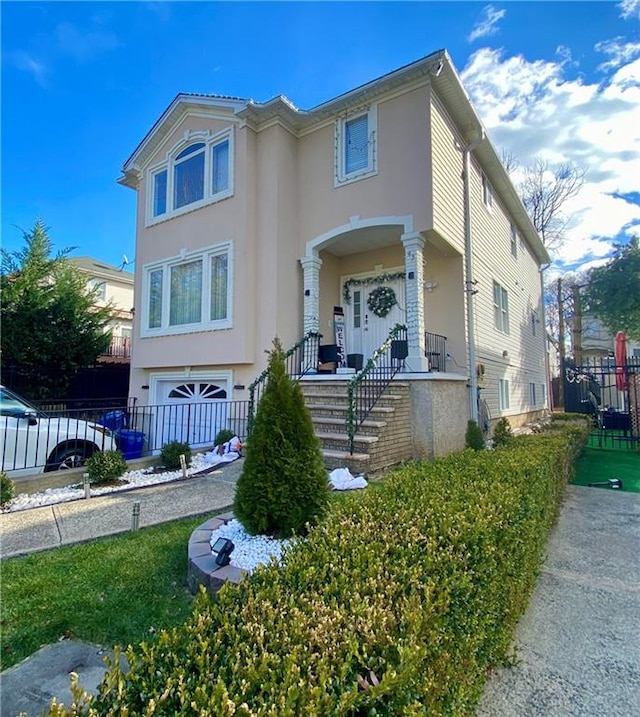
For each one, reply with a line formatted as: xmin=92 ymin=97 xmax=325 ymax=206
xmin=212 ymin=537 xmax=235 ymax=567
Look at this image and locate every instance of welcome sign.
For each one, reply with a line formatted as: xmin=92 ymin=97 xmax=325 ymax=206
xmin=333 ymin=306 xmax=347 ymax=368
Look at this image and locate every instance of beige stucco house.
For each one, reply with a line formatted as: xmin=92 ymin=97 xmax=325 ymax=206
xmin=119 ymin=49 xmax=550 ymax=469
xmin=70 ymin=257 xmax=134 ymax=361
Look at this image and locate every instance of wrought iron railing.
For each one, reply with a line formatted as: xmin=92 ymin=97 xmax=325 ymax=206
xmin=425 ymin=331 xmax=447 ymax=372
xmin=1 ymin=398 xmax=250 ymax=474
xmin=346 ymin=324 xmax=407 ymax=454
xmin=100 ymin=336 xmax=131 ymax=359
xmin=246 ymin=331 xmax=322 ymax=435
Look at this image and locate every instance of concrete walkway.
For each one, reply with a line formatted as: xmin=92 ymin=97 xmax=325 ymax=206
xmin=0 ymin=459 xmax=243 ymax=559
xmin=2 ymin=474 xmax=639 ymax=716
xmin=478 ymin=485 xmax=640 ymax=716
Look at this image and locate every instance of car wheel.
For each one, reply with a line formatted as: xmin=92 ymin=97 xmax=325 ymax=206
xmin=45 ymin=445 xmax=95 ymax=472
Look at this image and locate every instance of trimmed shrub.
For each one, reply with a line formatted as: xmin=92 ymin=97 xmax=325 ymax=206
xmin=0 ymin=471 xmax=15 ymax=507
xmin=85 ymin=450 xmax=127 ymax=484
xmin=493 ymin=417 xmax=513 ymax=447
xmin=234 ymin=337 xmax=329 ymax=537
xmin=160 ymin=441 xmax=192 ymax=470
xmin=465 ymin=419 xmax=485 ymax=450
xmin=214 ymin=428 xmax=236 ymax=447
xmin=49 ymin=422 xmax=590 ymax=717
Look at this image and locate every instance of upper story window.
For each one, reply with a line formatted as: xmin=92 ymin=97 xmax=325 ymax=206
xmin=493 ymin=280 xmax=510 ymax=334
xmin=482 ymin=173 xmax=493 ymax=209
xmin=142 ymin=242 xmax=232 ymax=337
xmin=335 ymin=106 xmax=378 ymax=186
xmin=147 ymin=128 xmax=233 ymax=225
xmin=88 ymin=278 xmax=106 ymax=301
xmin=510 ymin=224 xmax=518 ymax=258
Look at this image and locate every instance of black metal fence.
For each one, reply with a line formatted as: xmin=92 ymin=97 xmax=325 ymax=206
xmin=425 ymin=331 xmax=447 ymax=372
xmin=1 ymin=398 xmax=250 ymax=474
xmin=562 ymin=356 xmax=640 ymax=449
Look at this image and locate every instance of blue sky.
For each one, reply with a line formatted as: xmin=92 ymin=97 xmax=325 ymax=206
xmin=2 ymin=1 xmax=639 ymax=275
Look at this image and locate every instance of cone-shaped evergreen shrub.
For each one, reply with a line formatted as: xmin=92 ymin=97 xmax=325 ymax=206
xmin=465 ymin=419 xmax=485 ymax=450
xmin=234 ymin=338 xmax=329 ymax=537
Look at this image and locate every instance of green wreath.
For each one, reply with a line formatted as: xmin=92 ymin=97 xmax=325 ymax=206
xmin=368 ymin=286 xmax=397 ymax=318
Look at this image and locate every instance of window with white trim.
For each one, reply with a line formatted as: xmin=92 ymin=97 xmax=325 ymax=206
xmin=493 ymin=280 xmax=510 ymax=334
xmin=148 ymin=128 xmax=233 ymax=224
xmin=531 ymin=311 xmax=538 ymax=336
xmin=335 ymin=106 xmax=377 ymax=186
xmin=510 ymin=224 xmax=518 ymax=258
xmin=353 ymin=290 xmax=362 ymax=329
xmin=142 ymin=243 xmax=232 ymax=336
xmin=88 ymin=278 xmax=106 ymax=301
xmin=482 ymin=173 xmax=493 ymax=209
xmin=499 ymin=378 xmax=510 ymax=411
xmin=529 ymin=382 xmax=537 ymax=406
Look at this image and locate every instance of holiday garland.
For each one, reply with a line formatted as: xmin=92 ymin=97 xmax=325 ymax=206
xmin=342 ymin=271 xmax=406 ymax=304
xmin=367 ymin=286 xmax=397 ymax=318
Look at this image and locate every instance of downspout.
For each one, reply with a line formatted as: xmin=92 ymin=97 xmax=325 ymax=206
xmin=463 ymin=131 xmax=485 ymax=422
xmin=539 ymin=262 xmax=552 ymax=411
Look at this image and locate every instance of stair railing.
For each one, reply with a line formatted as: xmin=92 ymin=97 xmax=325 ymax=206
xmin=247 ymin=331 xmax=322 ymax=435
xmin=347 ymin=324 xmax=407 ymax=454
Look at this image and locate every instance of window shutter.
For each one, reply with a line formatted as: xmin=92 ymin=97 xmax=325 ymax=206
xmin=345 ymin=114 xmax=369 ymax=174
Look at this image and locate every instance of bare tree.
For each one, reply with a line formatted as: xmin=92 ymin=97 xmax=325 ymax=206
xmin=519 ymin=159 xmax=586 ymax=252
xmin=500 ymin=148 xmax=519 ymax=175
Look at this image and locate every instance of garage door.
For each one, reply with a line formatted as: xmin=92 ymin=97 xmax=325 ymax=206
xmin=159 ymin=380 xmax=229 ymax=448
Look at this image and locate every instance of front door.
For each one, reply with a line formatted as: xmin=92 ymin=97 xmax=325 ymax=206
xmin=343 ymin=274 xmax=406 ymax=359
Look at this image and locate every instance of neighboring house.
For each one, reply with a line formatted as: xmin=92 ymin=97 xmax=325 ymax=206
xmin=118 ymin=49 xmax=549 ymax=466
xmin=581 ymin=315 xmax=640 ymax=361
xmin=69 ymin=257 xmax=135 ymax=362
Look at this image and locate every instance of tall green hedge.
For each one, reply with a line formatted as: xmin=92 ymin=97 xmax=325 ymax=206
xmin=50 ymin=419 xmax=589 ymax=717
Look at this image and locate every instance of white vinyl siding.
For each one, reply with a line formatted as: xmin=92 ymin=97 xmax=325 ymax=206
xmin=142 ymin=242 xmax=232 ymax=336
xmin=430 ymin=95 xmax=465 ymax=253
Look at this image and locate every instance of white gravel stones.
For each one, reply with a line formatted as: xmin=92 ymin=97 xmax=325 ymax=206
xmin=209 ymin=518 xmax=295 ymax=574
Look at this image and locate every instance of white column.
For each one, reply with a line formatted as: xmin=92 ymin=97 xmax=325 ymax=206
xmin=401 ymin=232 xmax=430 ymax=372
xmin=300 ymin=254 xmax=323 ymax=372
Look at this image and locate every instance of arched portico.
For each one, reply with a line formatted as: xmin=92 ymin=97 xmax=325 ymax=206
xmin=300 ymin=215 xmax=430 ymax=372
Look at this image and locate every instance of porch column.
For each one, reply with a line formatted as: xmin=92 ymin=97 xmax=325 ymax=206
xmin=300 ymin=254 xmax=323 ymax=372
xmin=401 ymin=232 xmax=430 ymax=372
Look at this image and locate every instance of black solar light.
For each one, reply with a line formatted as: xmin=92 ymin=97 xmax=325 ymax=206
xmin=588 ymin=478 xmax=623 ymax=490
xmin=211 ymin=537 xmax=235 ymax=567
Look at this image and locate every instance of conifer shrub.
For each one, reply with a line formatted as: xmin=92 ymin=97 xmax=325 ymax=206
xmin=47 ymin=421 xmax=590 ymax=717
xmin=493 ymin=417 xmax=514 ymax=447
xmin=214 ymin=428 xmax=236 ymax=447
xmin=0 ymin=471 xmax=15 ymax=507
xmin=85 ymin=450 xmax=127 ymax=484
xmin=233 ymin=338 xmax=329 ymax=537
xmin=465 ymin=419 xmax=485 ymax=450
xmin=160 ymin=441 xmax=192 ymax=470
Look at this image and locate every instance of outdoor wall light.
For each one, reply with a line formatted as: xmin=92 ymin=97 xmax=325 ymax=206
xmin=211 ymin=537 xmax=235 ymax=567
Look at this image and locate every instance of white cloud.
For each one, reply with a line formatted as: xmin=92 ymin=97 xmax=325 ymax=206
xmin=461 ymin=49 xmax=640 ymax=271
xmin=55 ymin=21 xmax=119 ymax=62
xmin=595 ymin=36 xmax=640 ymax=71
xmin=6 ymin=51 xmax=48 ymax=87
xmin=468 ymin=5 xmax=506 ymax=43
xmin=618 ymin=0 xmax=640 ymax=20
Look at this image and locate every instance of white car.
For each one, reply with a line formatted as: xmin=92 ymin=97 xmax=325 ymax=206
xmin=0 ymin=386 xmax=117 ymax=477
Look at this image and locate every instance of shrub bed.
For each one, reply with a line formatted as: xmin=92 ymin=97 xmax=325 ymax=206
xmin=52 ymin=420 xmax=588 ymax=716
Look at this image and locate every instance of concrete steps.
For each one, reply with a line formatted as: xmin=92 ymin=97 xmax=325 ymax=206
xmin=299 ymin=378 xmax=410 ymax=476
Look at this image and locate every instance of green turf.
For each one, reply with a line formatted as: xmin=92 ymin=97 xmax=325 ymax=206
xmin=572 ymin=441 xmax=640 ymax=493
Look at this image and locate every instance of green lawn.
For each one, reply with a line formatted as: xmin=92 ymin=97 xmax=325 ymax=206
xmin=0 ymin=515 xmax=208 ymax=671
xmin=572 ymin=441 xmax=640 ymax=493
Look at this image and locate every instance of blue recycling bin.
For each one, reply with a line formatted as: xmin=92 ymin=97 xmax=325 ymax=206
xmin=98 ymin=410 xmax=128 ymax=432
xmin=117 ymin=429 xmax=145 ymax=460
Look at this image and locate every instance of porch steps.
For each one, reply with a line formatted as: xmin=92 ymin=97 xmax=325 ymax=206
xmin=299 ymin=379 xmax=411 ymax=476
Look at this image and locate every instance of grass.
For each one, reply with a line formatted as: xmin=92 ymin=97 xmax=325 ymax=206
xmin=572 ymin=439 xmax=640 ymax=493
xmin=0 ymin=514 xmax=209 ymax=671
xmin=0 ymin=486 xmax=370 ymax=672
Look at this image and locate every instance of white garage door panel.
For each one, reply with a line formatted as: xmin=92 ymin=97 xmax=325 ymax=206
xmin=160 ymin=381 xmax=228 ymax=448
